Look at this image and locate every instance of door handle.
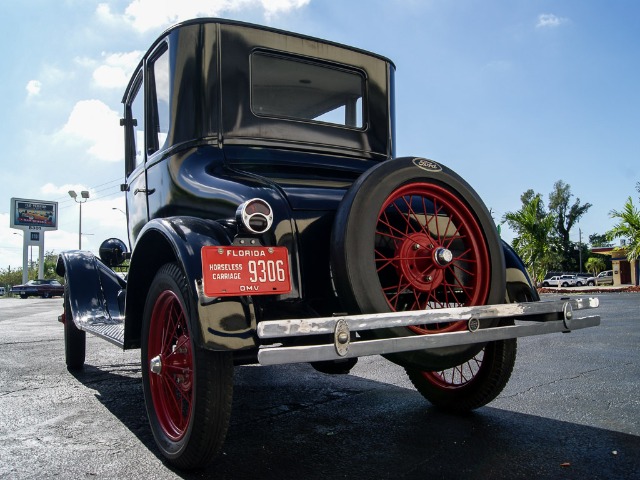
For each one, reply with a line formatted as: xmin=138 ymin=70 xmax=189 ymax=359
xmin=134 ymin=188 xmax=156 ymax=196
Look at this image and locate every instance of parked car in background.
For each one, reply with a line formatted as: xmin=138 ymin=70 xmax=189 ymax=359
xmin=10 ymin=279 xmax=64 ymax=298
xmin=595 ymin=270 xmax=614 ymax=286
xmin=575 ymin=275 xmax=596 ymax=286
xmin=0 ymin=287 xmax=5 ymax=296
xmin=542 ymin=275 xmax=579 ymax=287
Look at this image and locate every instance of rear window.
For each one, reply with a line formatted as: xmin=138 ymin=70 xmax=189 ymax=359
xmin=251 ymin=52 xmax=364 ymax=128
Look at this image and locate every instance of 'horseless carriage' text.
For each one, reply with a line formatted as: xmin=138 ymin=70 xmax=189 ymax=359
xmin=57 ymin=19 xmax=600 ymax=470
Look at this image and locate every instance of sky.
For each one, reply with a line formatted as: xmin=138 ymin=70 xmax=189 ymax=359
xmin=1 ymin=0 xmax=638 ymax=272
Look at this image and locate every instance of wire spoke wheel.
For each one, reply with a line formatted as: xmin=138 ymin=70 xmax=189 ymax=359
xmin=374 ymin=182 xmax=491 ymax=333
xmin=406 ymin=338 xmax=517 ymax=412
xmin=331 ymin=157 xmax=505 ymax=371
xmin=147 ymin=290 xmax=194 ymax=441
xmin=423 ymin=351 xmax=484 ymax=388
xmin=142 ymin=263 xmax=233 ymax=470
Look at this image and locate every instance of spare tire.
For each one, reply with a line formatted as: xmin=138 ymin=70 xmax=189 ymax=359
xmin=330 ymin=157 xmax=505 ymax=370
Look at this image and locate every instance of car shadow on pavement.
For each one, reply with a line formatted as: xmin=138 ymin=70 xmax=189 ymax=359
xmin=69 ymin=362 xmax=640 ymax=480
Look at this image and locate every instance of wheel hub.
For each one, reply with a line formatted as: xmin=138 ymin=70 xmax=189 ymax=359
xmin=397 ymin=233 xmax=452 ymax=291
xmin=434 ymin=247 xmax=453 ymax=266
xmin=150 ymin=355 xmax=162 ymax=374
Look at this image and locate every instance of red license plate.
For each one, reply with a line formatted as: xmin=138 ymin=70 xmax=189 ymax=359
xmin=201 ymin=246 xmax=291 ymax=297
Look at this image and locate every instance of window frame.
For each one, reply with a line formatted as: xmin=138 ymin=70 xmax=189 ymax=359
xmin=124 ymin=70 xmax=144 ymax=176
xmin=147 ymin=41 xmax=170 ymax=156
xmin=249 ymin=50 xmax=367 ymax=130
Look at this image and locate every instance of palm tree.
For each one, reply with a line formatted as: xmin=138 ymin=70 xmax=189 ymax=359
xmin=607 ymin=196 xmax=640 ymax=262
xmin=585 ymin=256 xmax=606 ymax=276
xmin=504 ymin=195 xmax=559 ymax=282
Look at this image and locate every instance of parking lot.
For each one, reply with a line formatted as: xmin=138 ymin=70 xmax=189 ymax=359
xmin=1 ymin=293 xmax=639 ymax=479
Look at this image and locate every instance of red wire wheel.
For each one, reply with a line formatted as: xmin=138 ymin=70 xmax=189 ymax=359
xmin=331 ymin=157 xmax=505 ymax=371
xmin=375 ymin=182 xmax=491 ymax=334
xmin=146 ymin=290 xmax=193 ymax=441
xmin=141 ymin=263 xmax=233 ymax=470
xmin=421 ymin=351 xmax=484 ymax=389
xmin=406 ymin=338 xmax=517 ymax=412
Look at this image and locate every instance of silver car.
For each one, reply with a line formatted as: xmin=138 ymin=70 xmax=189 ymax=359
xmin=595 ymin=270 xmax=614 ymax=286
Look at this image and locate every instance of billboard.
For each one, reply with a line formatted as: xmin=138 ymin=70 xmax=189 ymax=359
xmin=10 ymin=198 xmax=58 ymax=232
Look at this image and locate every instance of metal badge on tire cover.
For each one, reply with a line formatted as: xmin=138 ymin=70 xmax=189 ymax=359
xmin=412 ymin=158 xmax=442 ymax=172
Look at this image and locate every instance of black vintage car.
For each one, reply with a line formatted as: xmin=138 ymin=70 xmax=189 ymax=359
xmin=11 ymin=279 xmax=64 ymax=299
xmin=57 ymin=18 xmax=600 ymax=470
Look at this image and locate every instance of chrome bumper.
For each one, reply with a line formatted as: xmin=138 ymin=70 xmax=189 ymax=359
xmin=256 ymin=298 xmax=600 ymax=365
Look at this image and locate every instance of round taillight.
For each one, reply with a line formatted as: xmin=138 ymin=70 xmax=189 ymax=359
xmin=236 ymin=198 xmax=273 ymax=234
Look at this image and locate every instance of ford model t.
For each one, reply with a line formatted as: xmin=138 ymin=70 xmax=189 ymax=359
xmin=57 ymin=18 xmax=600 ymax=470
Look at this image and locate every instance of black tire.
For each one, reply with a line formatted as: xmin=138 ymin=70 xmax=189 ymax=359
xmin=64 ymin=288 xmax=86 ymax=370
xmin=330 ymin=157 xmax=505 ymax=371
xmin=141 ymin=263 xmax=233 ymax=470
xmin=42 ymin=292 xmax=51 ymax=299
xmin=406 ymin=338 xmax=517 ymax=412
xmin=587 ymin=281 xmax=595 ymax=286
xmin=20 ymin=294 xmax=28 ymax=299
xmin=542 ymin=282 xmax=549 ymax=287
xmin=561 ymin=282 xmax=569 ymax=287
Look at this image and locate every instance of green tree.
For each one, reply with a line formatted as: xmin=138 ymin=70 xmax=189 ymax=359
xmin=0 ymin=267 xmax=25 ymax=289
xmin=607 ymin=183 xmax=640 ymax=262
xmin=548 ymin=180 xmax=592 ymax=270
xmin=584 ymin=256 xmax=606 ymax=275
xmin=589 ymin=233 xmax=613 ymax=248
xmin=504 ymin=195 xmax=559 ymax=282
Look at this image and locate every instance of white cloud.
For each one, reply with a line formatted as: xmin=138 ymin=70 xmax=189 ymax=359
xmin=259 ymin=0 xmax=311 ymax=19
xmin=536 ymin=13 xmax=568 ymax=29
xmin=26 ymin=80 xmax=42 ymax=98
xmin=99 ymin=0 xmax=310 ymax=32
xmin=58 ymin=100 xmax=123 ymax=162
xmin=93 ymin=51 xmax=143 ymax=88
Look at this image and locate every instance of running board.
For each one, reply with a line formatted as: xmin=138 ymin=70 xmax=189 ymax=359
xmin=83 ymin=323 xmax=125 ymax=348
xmin=256 ymin=298 xmax=600 ymax=366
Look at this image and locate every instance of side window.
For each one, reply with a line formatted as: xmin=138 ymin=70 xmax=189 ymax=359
xmin=149 ymin=44 xmax=170 ymax=153
xmin=130 ymin=75 xmax=145 ymax=168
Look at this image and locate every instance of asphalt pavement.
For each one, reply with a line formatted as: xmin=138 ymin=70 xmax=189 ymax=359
xmin=0 ymin=293 xmax=638 ymax=479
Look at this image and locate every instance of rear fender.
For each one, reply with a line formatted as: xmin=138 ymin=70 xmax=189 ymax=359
xmin=56 ymin=251 xmax=126 ymax=329
xmin=502 ymin=240 xmax=540 ymax=302
xmin=124 ymin=217 xmax=257 ymax=351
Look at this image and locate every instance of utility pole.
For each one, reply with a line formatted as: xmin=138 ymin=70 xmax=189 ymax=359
xmin=579 ymin=228 xmax=583 ymax=273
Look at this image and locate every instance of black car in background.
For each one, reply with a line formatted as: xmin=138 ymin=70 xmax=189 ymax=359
xmin=11 ymin=279 xmax=64 ymax=299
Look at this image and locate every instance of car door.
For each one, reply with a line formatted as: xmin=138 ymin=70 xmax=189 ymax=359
xmin=123 ymin=69 xmax=149 ymax=245
xmin=142 ymin=42 xmax=170 ymax=223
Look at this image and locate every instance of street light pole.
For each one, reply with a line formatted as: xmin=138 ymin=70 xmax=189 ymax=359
xmin=579 ymin=228 xmax=583 ymax=273
xmin=69 ymin=190 xmax=90 ymax=249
